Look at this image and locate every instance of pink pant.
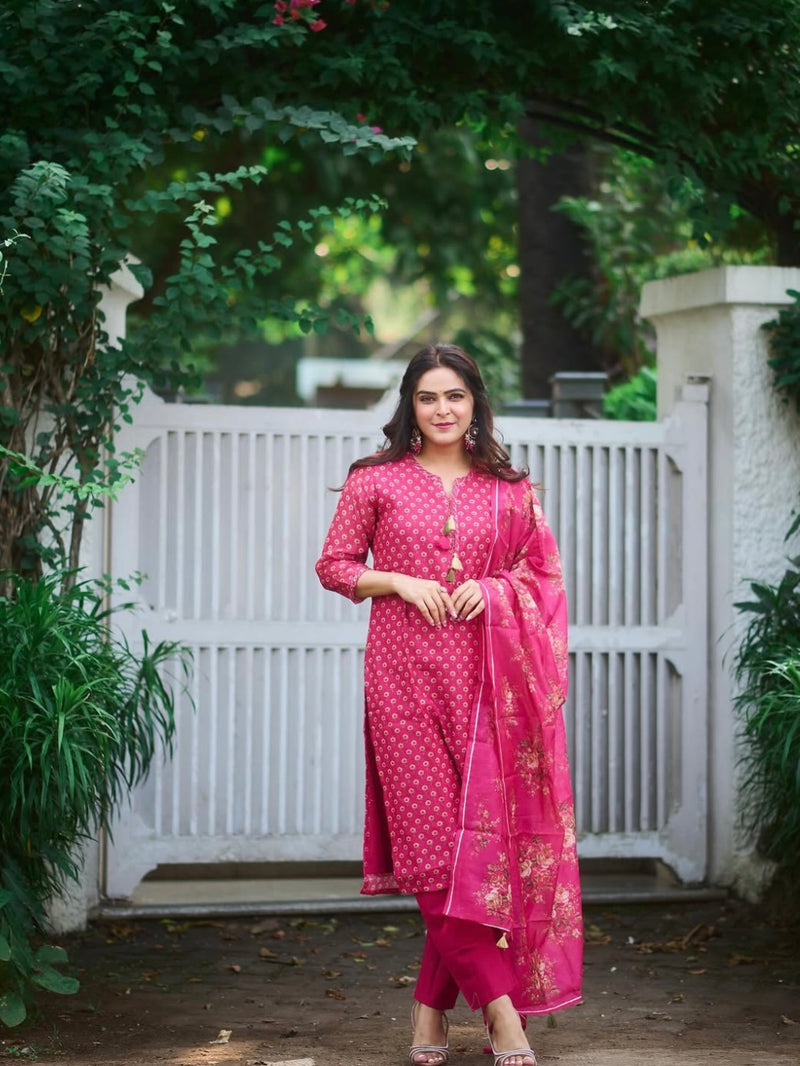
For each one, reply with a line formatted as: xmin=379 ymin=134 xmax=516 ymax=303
xmin=414 ymin=889 xmax=517 ymax=1011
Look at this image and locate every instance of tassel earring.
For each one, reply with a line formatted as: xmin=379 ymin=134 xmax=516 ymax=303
xmin=409 ymin=426 xmax=422 ymax=455
xmin=464 ymin=419 xmax=478 ymax=453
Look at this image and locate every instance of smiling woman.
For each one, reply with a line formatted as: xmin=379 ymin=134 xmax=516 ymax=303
xmin=412 ymin=366 xmax=475 ymax=465
xmin=316 ymin=343 xmax=583 ymax=1066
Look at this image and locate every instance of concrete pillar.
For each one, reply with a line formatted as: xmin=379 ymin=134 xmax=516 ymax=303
xmin=640 ymin=266 xmax=800 ymax=894
xmin=46 ymin=263 xmax=143 ymax=935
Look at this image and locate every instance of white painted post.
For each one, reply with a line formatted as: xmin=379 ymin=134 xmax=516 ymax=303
xmin=45 ymin=263 xmax=144 ymax=935
xmin=640 ymin=265 xmax=800 ymax=895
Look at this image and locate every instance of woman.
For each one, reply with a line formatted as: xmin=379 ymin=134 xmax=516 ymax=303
xmin=315 ymin=344 xmax=582 ymax=1066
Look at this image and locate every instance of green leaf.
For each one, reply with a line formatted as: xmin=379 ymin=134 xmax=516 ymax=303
xmin=0 ymin=932 xmax=11 ymax=961
xmin=0 ymin=991 xmax=26 ymax=1027
xmin=31 ymin=968 xmax=80 ymax=995
xmin=35 ymin=943 xmax=69 ymax=965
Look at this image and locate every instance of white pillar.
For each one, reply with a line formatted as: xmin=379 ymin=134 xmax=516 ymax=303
xmin=46 ymin=263 xmax=143 ymax=935
xmin=640 ymin=266 xmax=800 ymax=894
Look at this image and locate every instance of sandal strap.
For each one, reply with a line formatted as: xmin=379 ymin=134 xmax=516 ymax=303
xmin=408 ymin=1046 xmax=450 ymax=1065
xmin=492 ymin=1051 xmax=536 ymax=1066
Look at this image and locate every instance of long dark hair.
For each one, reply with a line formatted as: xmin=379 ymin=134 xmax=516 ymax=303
xmin=350 ymin=343 xmax=527 ymax=482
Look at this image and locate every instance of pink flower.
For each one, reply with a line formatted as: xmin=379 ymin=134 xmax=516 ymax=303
xmin=309 ymin=18 xmax=326 ymax=30
xmin=371 ymin=124 xmax=383 ymax=133
xmin=275 ymin=0 xmax=287 ymax=10
xmin=272 ymin=13 xmax=285 ymax=23
xmin=356 ymin=112 xmax=367 ymax=123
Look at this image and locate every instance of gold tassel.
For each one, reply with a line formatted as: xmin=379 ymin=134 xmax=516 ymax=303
xmin=450 ymin=553 xmax=463 ymax=572
xmin=443 ymin=516 xmax=455 ymax=534
xmin=496 ymin=932 xmax=509 ymax=949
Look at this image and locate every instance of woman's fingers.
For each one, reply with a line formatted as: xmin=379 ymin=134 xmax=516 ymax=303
xmin=452 ymin=580 xmax=485 ymax=620
xmin=417 ymin=581 xmax=455 ymax=625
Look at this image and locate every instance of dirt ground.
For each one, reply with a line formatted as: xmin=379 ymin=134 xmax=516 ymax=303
xmin=3 ymin=897 xmax=799 ymax=1066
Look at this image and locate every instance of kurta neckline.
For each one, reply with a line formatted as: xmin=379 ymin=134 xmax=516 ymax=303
xmin=406 ymin=452 xmax=475 ymax=498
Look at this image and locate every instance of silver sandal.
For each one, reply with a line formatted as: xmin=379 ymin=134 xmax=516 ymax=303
xmin=486 ymin=1024 xmax=537 ymax=1066
xmin=408 ymin=1001 xmax=450 ymax=1066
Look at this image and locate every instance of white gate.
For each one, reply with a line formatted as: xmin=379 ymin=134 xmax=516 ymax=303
xmin=104 ymin=381 xmax=708 ymax=897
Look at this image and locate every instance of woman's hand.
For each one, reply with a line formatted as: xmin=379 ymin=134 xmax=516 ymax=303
xmin=451 ymin=579 xmax=485 ymax=621
xmin=393 ymin=574 xmax=457 ymax=627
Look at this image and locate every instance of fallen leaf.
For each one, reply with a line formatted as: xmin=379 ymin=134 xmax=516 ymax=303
xmin=688 ymin=968 xmax=707 ymax=975
xmin=670 ymin=992 xmax=686 ymax=1003
xmin=325 ymin=988 xmax=347 ymax=1001
xmin=161 ymin=920 xmax=191 ymax=935
xmin=250 ymin=919 xmax=279 ymax=935
xmin=321 ymin=969 xmax=343 ymax=979
xmin=390 ymin=975 xmax=415 ymax=987
xmin=229 ymin=964 xmax=242 ymax=973
xmin=209 ymin=1029 xmax=232 ymax=1045
xmin=781 ymin=1015 xmax=798 ymax=1026
xmin=584 ymin=923 xmax=611 ymax=944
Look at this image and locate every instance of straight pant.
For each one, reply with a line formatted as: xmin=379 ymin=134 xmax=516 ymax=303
xmin=414 ymin=889 xmax=518 ymax=1011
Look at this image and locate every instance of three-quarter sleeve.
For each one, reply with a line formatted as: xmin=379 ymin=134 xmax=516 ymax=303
xmin=315 ymin=465 xmax=377 ymax=603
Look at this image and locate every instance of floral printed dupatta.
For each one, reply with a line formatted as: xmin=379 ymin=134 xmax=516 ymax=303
xmin=444 ymin=477 xmax=583 ymax=1015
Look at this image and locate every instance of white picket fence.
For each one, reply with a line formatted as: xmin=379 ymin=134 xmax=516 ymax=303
xmin=104 ymin=382 xmax=709 ymax=897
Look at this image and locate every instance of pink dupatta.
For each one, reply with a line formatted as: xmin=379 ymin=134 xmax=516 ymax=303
xmin=444 ymin=477 xmax=583 ymax=1015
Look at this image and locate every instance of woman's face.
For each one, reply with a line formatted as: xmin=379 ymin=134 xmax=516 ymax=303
xmin=412 ymin=366 xmax=475 ymax=452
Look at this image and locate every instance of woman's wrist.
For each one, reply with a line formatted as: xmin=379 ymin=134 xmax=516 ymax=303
xmin=355 ymin=568 xmax=399 ymax=599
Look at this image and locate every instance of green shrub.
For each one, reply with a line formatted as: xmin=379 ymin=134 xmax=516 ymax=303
xmin=0 ymin=572 xmax=191 ymax=1027
xmin=763 ymin=289 xmax=800 ymax=411
xmin=603 ymin=366 xmax=657 ymax=421
xmin=733 ymin=559 xmax=800 ymax=873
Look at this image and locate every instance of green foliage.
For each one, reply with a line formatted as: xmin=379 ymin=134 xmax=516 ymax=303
xmin=603 ymin=366 xmax=657 ymax=422
xmin=290 ymin=1 xmax=800 ymax=263
xmin=0 ymin=232 xmax=29 ymax=294
xmin=733 ymin=558 xmax=800 ymax=873
xmin=0 ymin=571 xmax=191 ymax=1026
xmin=763 ymin=290 xmax=800 ymax=411
xmin=551 ymin=149 xmax=773 ymax=378
xmin=0 ymin=3 xmax=413 ymax=576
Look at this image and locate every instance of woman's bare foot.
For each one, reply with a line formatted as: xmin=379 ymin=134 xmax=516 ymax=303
xmin=484 ymin=995 xmax=535 ymax=1066
xmin=409 ymin=1001 xmax=449 ymax=1066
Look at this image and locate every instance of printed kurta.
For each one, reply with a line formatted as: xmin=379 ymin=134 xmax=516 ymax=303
xmin=315 ymin=454 xmax=582 ymax=1014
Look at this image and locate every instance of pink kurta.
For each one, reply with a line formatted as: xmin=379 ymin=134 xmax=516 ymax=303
xmin=316 ymin=454 xmax=582 ymax=1014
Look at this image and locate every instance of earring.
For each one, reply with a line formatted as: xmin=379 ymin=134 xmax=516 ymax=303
xmin=409 ymin=426 xmax=422 ymax=455
xmin=464 ymin=419 xmax=478 ymax=453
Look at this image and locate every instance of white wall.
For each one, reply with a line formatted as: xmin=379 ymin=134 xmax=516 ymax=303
xmin=641 ymin=265 xmax=800 ymax=894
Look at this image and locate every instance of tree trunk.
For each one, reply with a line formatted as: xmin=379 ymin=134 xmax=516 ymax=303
xmin=517 ymin=119 xmax=604 ymax=399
